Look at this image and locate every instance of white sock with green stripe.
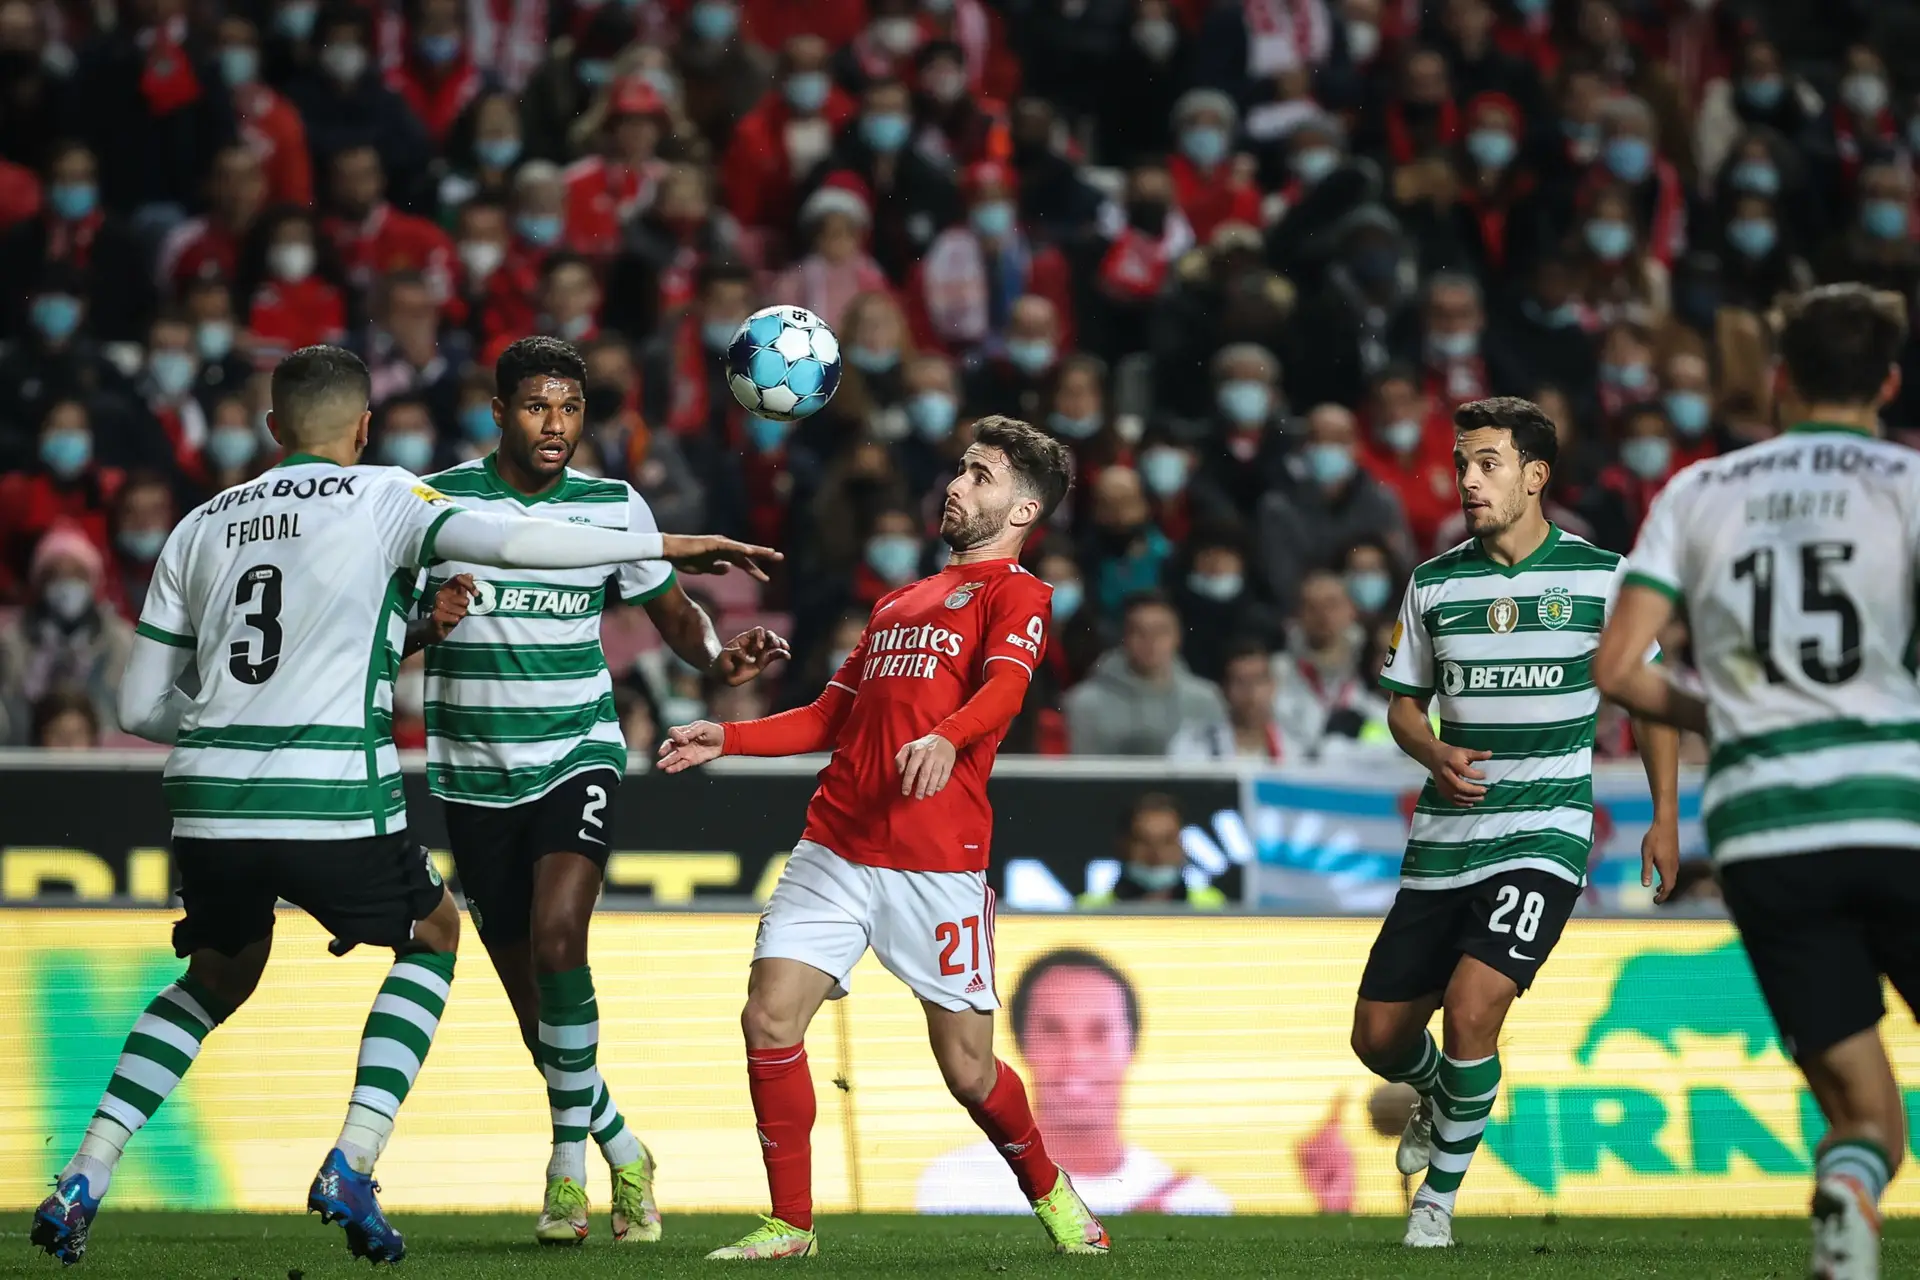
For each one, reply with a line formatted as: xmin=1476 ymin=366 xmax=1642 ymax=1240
xmin=62 ymin=974 xmax=236 ymax=1197
xmin=1414 ymin=1052 xmax=1502 ymax=1215
xmin=1379 ymin=1030 xmax=1442 ymax=1096
xmin=336 ymin=951 xmax=456 ymax=1174
xmin=1818 ymin=1138 xmax=1892 ymax=1205
xmin=589 ymin=1079 xmax=643 ymax=1168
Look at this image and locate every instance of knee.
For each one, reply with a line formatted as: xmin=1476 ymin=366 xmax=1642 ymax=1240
xmin=941 ymin=1053 xmax=999 ymax=1107
xmin=1442 ymin=1001 xmax=1503 ymax=1058
xmin=189 ymin=962 xmax=260 ymax=1012
xmin=1350 ymin=1005 xmax=1410 ymax=1070
xmin=411 ymin=889 xmax=462 ymax=953
xmin=740 ymin=998 xmax=802 ymax=1050
xmin=530 ymin=921 xmax=586 ymax=976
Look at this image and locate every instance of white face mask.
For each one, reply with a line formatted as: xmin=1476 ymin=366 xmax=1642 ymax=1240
xmin=1345 ymin=19 xmax=1380 ymax=62
xmin=320 ymin=41 xmax=368 ymax=82
xmin=459 ymin=239 xmax=505 ymax=279
xmin=270 ymin=241 xmax=315 ymax=282
xmin=43 ymin=577 xmax=94 ymax=622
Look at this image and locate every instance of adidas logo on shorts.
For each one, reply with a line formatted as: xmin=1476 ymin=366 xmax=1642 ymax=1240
xmin=964 ymin=974 xmax=986 ymax=994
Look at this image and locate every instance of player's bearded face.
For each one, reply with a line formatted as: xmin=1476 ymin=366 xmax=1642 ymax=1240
xmin=508 ymin=375 xmax=584 ymax=475
xmin=941 ymin=489 xmax=1014 ymax=550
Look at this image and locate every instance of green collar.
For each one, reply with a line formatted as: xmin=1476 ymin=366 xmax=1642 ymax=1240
xmin=1478 ymin=521 xmax=1561 ymax=578
xmin=483 ymin=450 xmax=568 ymax=506
xmin=274 ymin=452 xmax=343 ymax=468
xmin=1786 ymin=420 xmax=1875 ymax=438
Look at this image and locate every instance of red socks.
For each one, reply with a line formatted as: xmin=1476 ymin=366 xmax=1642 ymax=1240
xmin=745 ymin=1044 xmax=816 ymax=1231
xmin=965 ymin=1059 xmax=1060 ymax=1201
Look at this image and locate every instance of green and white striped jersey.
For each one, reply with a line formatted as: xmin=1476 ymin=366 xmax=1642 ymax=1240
xmin=418 ymin=456 xmax=673 ymax=807
xmin=1626 ymin=423 xmax=1920 ymax=864
xmin=135 ymin=456 xmax=463 ymax=839
xmin=1380 ymin=525 xmax=1631 ymax=889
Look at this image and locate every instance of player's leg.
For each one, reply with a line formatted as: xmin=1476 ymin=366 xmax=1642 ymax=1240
xmin=1351 ymin=886 xmax=1457 ymax=1192
xmin=707 ymin=841 xmax=868 ymax=1260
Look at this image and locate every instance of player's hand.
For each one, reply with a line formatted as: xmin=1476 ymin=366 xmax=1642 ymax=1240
xmin=712 ymin=627 xmax=792 ymax=686
xmin=425 ymin=573 xmax=475 ymax=643
xmin=658 ymin=720 xmax=725 ymax=773
xmin=1427 ymin=742 xmax=1491 ymax=806
xmin=895 ymin=733 xmax=957 ymax=799
xmin=1641 ymin=812 xmax=1681 ymax=904
xmin=662 ymin=534 xmax=783 ymax=582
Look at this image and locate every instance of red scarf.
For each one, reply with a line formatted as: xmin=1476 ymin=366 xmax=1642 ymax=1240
xmin=1097 ymin=227 xmax=1172 ymax=301
xmin=662 ymin=313 xmax=729 ymax=438
xmin=46 ymin=211 xmax=103 ymax=268
xmin=1457 ymin=167 xmax=1534 ymax=273
xmin=138 ymin=22 xmax=202 ymax=116
xmin=1383 ymin=99 xmax=1458 ymax=165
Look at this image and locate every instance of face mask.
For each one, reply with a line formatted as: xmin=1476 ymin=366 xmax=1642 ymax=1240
xmin=220 ymin=45 xmax=258 ymax=86
xmin=1727 ymin=216 xmax=1777 ymax=259
xmin=865 ymin=533 xmax=921 ymax=584
xmin=1127 ymin=862 xmax=1184 ymax=891
xmin=871 ymin=16 xmax=919 ymax=55
xmin=1843 ymin=73 xmax=1888 ymax=117
xmin=1350 ymin=244 xmax=1400 ymax=285
xmin=703 ymin=318 xmax=737 ymax=350
xmin=383 ymin=433 xmax=434 ymax=472
xmin=1562 ymin=118 xmax=1599 ymax=146
xmin=460 ymin=238 xmax=506 ymax=278
xmin=1512 ymin=0 xmax=1548 ymax=13
xmin=1741 ymin=76 xmax=1784 ymax=111
xmin=1467 ymin=129 xmax=1516 ymax=170
xmin=320 ymin=42 xmax=368 ymax=82
xmin=417 ymin=33 xmax=460 ymax=64
xmin=1047 ymin=409 xmax=1100 ymax=439
xmin=49 ymin=181 xmax=97 ymax=221
xmin=1181 ymin=125 xmax=1228 ymax=168
xmin=1186 ymin=570 xmax=1241 ymax=602
xmin=1381 ymin=418 xmax=1422 ymax=453
xmin=1140 ymin=447 xmax=1189 ymax=497
xmin=1306 ymin=441 xmax=1355 ymax=486
xmin=1584 ymin=218 xmax=1633 ymax=261
xmin=1730 ymin=158 xmax=1778 ymax=195
xmin=556 ymin=312 xmax=594 ymax=341
xmin=1526 ymin=298 xmax=1580 ymax=328
xmin=1863 ymin=199 xmax=1908 ymax=241
xmin=31 ymin=293 xmax=82 ymax=343
xmin=906 ymin=391 xmax=957 ymax=441
xmin=1347 ymin=570 xmax=1391 ymax=613
xmin=475 ymin=136 xmax=521 ymax=169
xmin=43 ymin=577 xmax=94 ymax=623
xmin=1601 ymin=360 xmax=1651 ymax=389
xmin=119 ymin=528 xmax=166 ymax=561
xmin=1430 ymin=330 xmax=1478 ymax=361
xmin=1050 ymin=579 xmax=1084 ymax=620
xmin=40 ymin=429 xmax=91 ymax=479
xmin=1345 ymin=19 xmax=1379 ymax=60
xmin=847 ymin=344 xmax=898 ymax=374
xmin=270 ymin=240 xmax=315 ymax=281
xmin=785 ymin=71 xmax=829 ymax=113
xmin=1006 ymin=339 xmax=1054 ymax=375
xmin=1604 ymin=136 xmax=1653 ymax=183
xmin=196 ymin=320 xmax=235 ymax=361
xmin=861 ymin=112 xmax=911 ymax=152
xmin=516 ymin=212 xmax=562 ymax=247
xmin=1217 ymin=379 xmax=1270 ymax=424
xmin=689 ymin=1 xmax=737 ymax=41
xmin=276 ymin=1 xmax=317 ymax=39
xmin=576 ymin=58 xmax=613 ymax=87
xmin=969 ymin=200 xmax=1014 ymax=239
xmin=746 ymin=414 xmax=789 ymax=452
xmin=1620 ymin=435 xmax=1671 ymax=479
xmin=924 ymin=67 xmax=966 ymax=103
xmin=150 ymin=350 xmax=197 ymax=397
xmin=1664 ymin=390 xmax=1710 ymax=437
xmin=208 ymin=424 xmax=259 ymax=470
xmin=1134 ymin=18 xmax=1176 ymax=60
xmin=1290 ymin=145 xmax=1340 ymax=186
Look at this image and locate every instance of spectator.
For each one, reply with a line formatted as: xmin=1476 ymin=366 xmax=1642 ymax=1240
xmin=212 ymin=12 xmax=313 ymax=208
xmin=825 ymin=290 xmax=914 ymax=441
xmin=538 ymin=253 xmax=603 ymax=344
xmin=962 ymin=294 xmax=1063 ymax=421
xmin=285 ymin=7 xmax=432 ymax=208
xmin=1168 ymin=638 xmax=1287 ymax=762
xmin=0 ymin=400 xmax=125 ymax=598
xmin=832 ymin=0 xmax=928 ymax=96
xmin=241 ymin=207 xmax=348 ymax=366
xmin=183 ymin=276 xmax=254 ymax=402
xmin=0 ymin=269 xmax=152 ymax=473
xmin=517 ymin=5 xmax=636 ymax=162
xmin=461 ymin=0 xmax=546 ymax=92
xmin=1831 ymin=44 xmax=1896 ymax=188
xmin=1369 ymin=46 xmax=1459 ymax=168
xmin=1256 ymin=403 xmax=1410 ymax=610
xmin=325 ymin=145 xmax=457 ymax=310
xmin=769 ymin=173 xmax=889 ymax=331
xmin=478 ymin=161 xmax=567 ymax=344
xmin=372 ymin=394 xmax=442 ymax=474
xmin=438 ymin=91 xmax=523 ymax=215
xmin=1816 ymin=163 xmax=1920 ymax=315
xmin=602 ymin=161 xmax=739 ymax=343
xmin=0 ymin=0 xmax=62 ymax=176
xmin=1695 ymin=34 xmax=1827 ymax=185
xmin=1093 ymin=0 xmax=1188 ymax=169
xmin=1435 ymin=0 xmax=1537 ymax=113
xmin=105 ymin=471 xmax=175 ymax=619
xmin=722 ymin=35 xmax=858 ymax=241
xmin=1417 ymin=271 xmax=1493 ymax=410
xmin=1342 ymin=540 xmax=1395 ymax=625
xmin=857 ymin=505 xmax=929 ymax=599
xmin=564 ymin=78 xmax=672 ymax=261
xmin=583 ymin=338 xmax=705 ymax=530
xmin=1080 ymin=465 xmax=1172 ymax=623
xmin=1288 ymin=205 xmax=1418 ymax=411
xmin=895 ymin=352 xmax=967 ymax=499
xmin=156 ymin=145 xmax=268 ymax=299
xmin=201 ymin=393 xmax=270 ymax=495
xmin=1167 ymin=89 xmax=1260 ymax=244
xmin=1660 ymin=349 xmax=1718 ymax=469
xmin=0 ymin=525 xmax=133 ymax=745
xmin=1571 ymin=182 xmax=1670 ymax=327
xmin=1448 ymin=91 xmax=1546 ymax=282
xmin=1718 ymin=191 xmax=1813 ymax=313
xmin=1193 ymin=342 xmax=1290 ymax=519
xmin=641 ymin=256 xmax=754 ymax=445
xmin=386 ymin=0 xmax=482 ymax=147
xmin=453 ymin=195 xmax=511 ymax=311
xmin=673 ymin=0 xmax=773 ymax=152
xmin=1360 ymin=366 xmax=1456 ymax=556
xmin=804 ymin=75 xmax=960 ymax=280
xmin=448 ymin=367 xmax=499 ymax=464
xmin=365 ymin=271 xmax=465 ymax=424
xmin=1170 ymin=534 xmax=1280 ymax=683
xmin=1588 ymin=95 xmax=1686 ymax=269
xmin=30 ymin=687 xmax=101 ymax=750
xmin=1079 ymin=793 xmax=1227 ymax=908
xmin=1063 ymin=591 xmax=1227 ymax=756
xmin=0 ymin=141 xmax=153 ymax=342
xmin=1261 ymin=111 xmax=1372 ymax=291
xmin=1004 ymin=97 xmax=1107 ymax=248
xmin=1488 ymin=257 xmax=1597 ymax=409
xmin=1595 ymin=319 xmax=1657 ymax=424
xmin=1270 ymin=568 xmax=1380 ymax=757
xmin=1088 ymin=161 xmax=1194 ymax=360
xmin=910 ymin=160 xmax=1076 ymax=357
xmin=1582 ymin=398 xmax=1677 ymax=552
xmin=134 ymin=313 xmax=212 ymax=483
xmin=911 ymin=39 xmax=1001 ymax=171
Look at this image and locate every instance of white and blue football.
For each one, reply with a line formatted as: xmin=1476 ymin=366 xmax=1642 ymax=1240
xmin=725 ymin=304 xmax=842 ymax=422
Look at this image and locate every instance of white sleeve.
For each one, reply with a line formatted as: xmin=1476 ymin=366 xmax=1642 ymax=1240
xmin=1624 ymin=475 xmax=1687 ymax=603
xmin=132 ymin=523 xmax=197 ymax=651
xmin=366 ymin=468 xmax=467 ymax=570
xmin=116 ymin=636 xmax=195 ymax=743
xmin=1378 ymin=580 xmax=1433 ymax=697
xmin=614 ymin=486 xmax=675 ymax=605
xmin=1605 ymin=557 xmax=1665 ymax=663
xmin=431 ymin=508 xmax=667 ymax=569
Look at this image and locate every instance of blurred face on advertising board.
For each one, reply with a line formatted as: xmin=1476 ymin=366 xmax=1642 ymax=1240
xmin=1019 ymin=966 xmax=1135 ymax=1137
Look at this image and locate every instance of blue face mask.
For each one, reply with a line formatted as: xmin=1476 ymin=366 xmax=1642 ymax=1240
xmin=747 ymin=414 xmax=789 ymax=452
xmin=197 ymin=321 xmax=235 ymax=361
xmin=1006 ymin=339 xmax=1054 ymax=375
xmin=1292 ymin=146 xmax=1339 ymax=185
xmin=1049 ymin=579 xmax=1084 ymax=620
xmin=1620 ymin=435 xmax=1671 ymax=480
xmin=49 ymin=182 xmax=97 ymax=221
xmin=384 ymin=433 xmax=434 ymax=473
xmin=516 ymin=212 xmax=562 ymax=246
xmin=1140 ymin=447 xmax=1189 ymax=497
xmin=1306 ymin=442 xmax=1354 ymax=486
xmin=1127 ymin=862 xmax=1185 ymax=891
xmin=969 ymin=200 xmax=1014 ymax=239
xmin=690 ymin=1 xmax=737 ymax=42
xmin=41 ymin=429 xmax=91 ymax=478
xmin=417 ymin=33 xmax=460 ymax=64
xmin=1186 ymin=571 xmax=1241 ymax=602
xmin=1664 ymin=390 xmax=1711 ymax=437
xmin=907 ymin=391 xmax=957 ymax=441
xmin=1047 ymin=410 xmax=1100 ymax=439
xmin=207 ymin=424 xmax=259 ymax=470
xmin=1741 ymin=76 xmax=1784 ymax=111
xmin=31 ymin=294 xmax=81 ymax=343
xmin=221 ymin=45 xmax=258 ymax=86
xmin=1562 ymin=118 xmax=1600 ymax=145
xmin=476 ymin=136 xmax=522 ymax=169
xmin=1381 ymin=418 xmax=1423 ymax=453
xmin=1430 ymin=330 xmax=1478 ymax=361
xmin=864 ymin=533 xmax=921 ymax=584
xmin=1863 ymin=199 xmax=1909 ymax=241
xmin=1730 ymin=159 xmax=1778 ymax=196
xmin=861 ymin=112 xmax=911 ymax=153
xmin=276 ymin=1 xmax=317 ymax=40
xmin=118 ymin=528 xmax=167 ymax=562
xmin=1585 ymin=218 xmax=1633 ymax=261
xmin=1525 ymin=298 xmax=1581 ymax=329
xmin=847 ymin=344 xmax=898 ymax=374
xmin=1346 ymin=570 xmax=1391 ymax=614
xmin=1727 ymin=216 xmax=1777 ymax=259
xmin=1604 ymin=136 xmax=1653 ymax=183
xmin=1467 ymin=129 xmax=1516 ymax=170
xmin=1181 ymin=125 xmax=1227 ymax=168
xmin=703 ymin=318 xmax=737 ymax=350
xmin=785 ymin=71 xmax=829 ymax=114
xmin=149 ymin=350 xmax=197 ymax=398
xmin=1217 ymin=379 xmax=1270 ymax=424
xmin=1512 ymin=0 xmax=1548 ymax=13
xmin=1602 ymin=361 xmax=1652 ymax=390
xmin=576 ymin=58 xmax=613 ymax=87
xmin=461 ymin=403 xmax=498 ymax=440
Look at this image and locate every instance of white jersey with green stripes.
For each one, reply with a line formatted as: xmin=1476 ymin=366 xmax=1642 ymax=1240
xmin=1626 ymin=423 xmax=1920 ymax=864
xmin=418 ymin=456 xmax=672 ymax=807
xmin=134 ymin=456 xmax=463 ymax=839
xmin=1380 ymin=525 xmax=1630 ymax=889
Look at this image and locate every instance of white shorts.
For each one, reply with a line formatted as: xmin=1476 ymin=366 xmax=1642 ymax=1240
xmin=754 ymin=840 xmax=999 ymax=1012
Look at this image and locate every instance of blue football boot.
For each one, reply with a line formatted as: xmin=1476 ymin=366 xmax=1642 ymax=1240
xmin=308 ymin=1148 xmax=405 ymax=1264
xmin=31 ymin=1173 xmax=100 ymax=1265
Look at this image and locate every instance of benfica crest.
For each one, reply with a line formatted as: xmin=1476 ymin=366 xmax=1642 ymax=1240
xmin=945 ymin=581 xmax=986 ymax=609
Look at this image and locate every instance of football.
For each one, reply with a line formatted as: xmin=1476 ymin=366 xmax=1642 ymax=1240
xmin=725 ymin=304 xmax=843 ymax=422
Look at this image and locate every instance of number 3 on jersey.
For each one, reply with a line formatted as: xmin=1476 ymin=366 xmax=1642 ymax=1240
xmin=229 ymin=564 xmax=284 ymax=684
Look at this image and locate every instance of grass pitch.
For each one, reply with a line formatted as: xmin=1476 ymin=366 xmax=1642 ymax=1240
xmin=5 ymin=1212 xmax=1915 ymax=1280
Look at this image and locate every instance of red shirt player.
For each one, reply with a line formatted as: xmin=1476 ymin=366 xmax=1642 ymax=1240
xmin=661 ymin=417 xmax=1111 ymax=1260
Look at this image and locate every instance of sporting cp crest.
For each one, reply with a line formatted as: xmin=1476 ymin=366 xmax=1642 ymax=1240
xmin=1538 ymin=585 xmax=1573 ymax=630
xmin=945 ymin=581 xmax=986 ymax=609
xmin=1487 ymin=596 xmax=1520 ymax=635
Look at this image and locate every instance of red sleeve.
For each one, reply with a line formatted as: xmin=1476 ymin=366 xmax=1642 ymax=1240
xmin=976 ymin=571 xmax=1052 ymax=681
xmin=931 ymin=666 xmax=1029 ymax=749
xmin=723 ymin=681 xmax=856 ymax=756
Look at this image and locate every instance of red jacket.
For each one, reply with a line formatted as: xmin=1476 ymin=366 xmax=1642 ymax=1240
xmin=478 ymin=237 xmax=549 ymax=346
xmin=1168 ymin=154 xmax=1260 ymax=243
xmin=1363 ymin=417 xmax=1460 ymax=556
xmin=564 ymin=155 xmax=666 ymax=259
xmin=722 ymin=88 xmax=858 ymax=232
xmin=741 ymin=0 xmax=866 ymax=48
xmin=233 ymin=82 xmax=313 ymax=207
xmin=325 ymin=202 xmax=457 ymax=305
xmin=0 ymin=158 xmax=41 ymax=231
xmin=156 ymin=217 xmax=246 ymax=295
xmin=247 ymin=276 xmax=347 ymax=366
xmin=903 ymin=236 xmax=1077 ymax=355
xmin=0 ymin=469 xmax=124 ymax=603
xmin=386 ymin=56 xmax=483 ymax=145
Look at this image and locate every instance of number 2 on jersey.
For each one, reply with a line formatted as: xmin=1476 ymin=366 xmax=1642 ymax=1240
xmin=935 ymin=916 xmax=981 ymax=975
xmin=228 ymin=564 xmax=284 ymax=684
xmin=1731 ymin=542 xmax=1862 ymax=686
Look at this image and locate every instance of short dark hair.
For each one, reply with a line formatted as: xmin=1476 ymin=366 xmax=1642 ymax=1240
xmin=495 ymin=335 xmax=587 ymax=401
xmin=1776 ymin=283 xmax=1909 ymax=407
xmin=971 ymin=415 xmax=1071 ymax=521
xmin=1453 ymin=395 xmax=1558 ymax=470
xmin=1120 ymin=587 xmax=1177 ymax=623
xmin=697 ymin=257 xmax=754 ymax=295
xmin=1126 ymin=789 xmax=1183 ymax=829
xmin=1220 ymin=636 xmax=1274 ymax=671
xmin=271 ymin=345 xmax=371 ymax=443
xmin=31 ymin=686 xmax=99 ymax=746
xmin=1009 ymin=948 xmax=1141 ymax=1050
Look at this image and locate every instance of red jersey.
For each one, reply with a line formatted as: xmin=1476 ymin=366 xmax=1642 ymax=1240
xmin=804 ymin=560 xmax=1051 ymax=873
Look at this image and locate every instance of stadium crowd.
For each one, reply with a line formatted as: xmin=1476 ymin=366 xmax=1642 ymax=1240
xmin=0 ymin=0 xmax=1911 ymax=757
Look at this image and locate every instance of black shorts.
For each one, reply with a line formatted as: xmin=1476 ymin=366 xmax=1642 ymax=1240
xmin=1358 ymin=867 xmax=1581 ymax=1002
xmin=1720 ymin=847 xmax=1920 ymax=1061
xmin=171 ymin=833 xmax=445 ymax=958
xmin=445 ymin=769 xmax=619 ymax=946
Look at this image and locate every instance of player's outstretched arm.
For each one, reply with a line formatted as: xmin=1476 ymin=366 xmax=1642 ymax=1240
xmin=431 ymin=510 xmax=781 ymax=580
xmin=117 ymin=636 xmax=196 ymax=745
xmin=1593 ymin=585 xmax=1708 ymax=734
xmin=659 ymin=682 xmax=856 ymax=772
